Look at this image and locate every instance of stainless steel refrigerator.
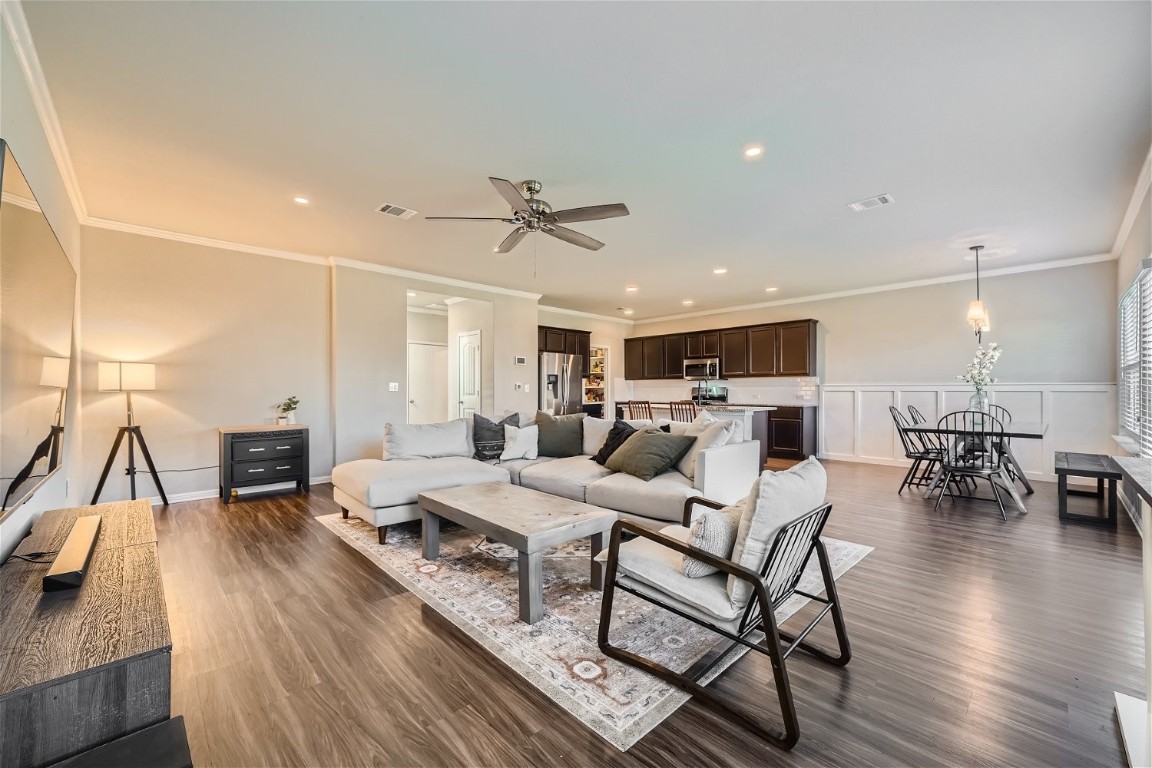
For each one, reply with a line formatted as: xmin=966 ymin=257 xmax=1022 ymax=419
xmin=539 ymin=353 xmax=583 ymax=415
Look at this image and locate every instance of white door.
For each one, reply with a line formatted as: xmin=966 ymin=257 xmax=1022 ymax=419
xmin=457 ymin=329 xmax=481 ymax=418
xmin=407 ymin=342 xmax=449 ymax=424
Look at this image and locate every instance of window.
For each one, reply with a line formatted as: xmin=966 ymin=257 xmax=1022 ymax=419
xmin=1118 ymin=261 xmax=1152 ymax=455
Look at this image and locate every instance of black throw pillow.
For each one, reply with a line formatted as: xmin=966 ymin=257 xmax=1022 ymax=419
xmin=473 ymin=413 xmax=520 ymax=460
xmin=592 ymin=419 xmax=637 ymax=465
xmin=659 ymin=424 xmax=671 ymax=433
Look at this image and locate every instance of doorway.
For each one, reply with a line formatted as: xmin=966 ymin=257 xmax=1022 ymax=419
xmin=407 ymin=342 xmax=449 ymax=424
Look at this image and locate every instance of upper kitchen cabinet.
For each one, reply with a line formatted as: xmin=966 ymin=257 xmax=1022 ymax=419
xmin=662 ymin=335 xmax=686 ymax=378
xmin=777 ymin=321 xmax=816 ymax=376
xmin=538 ymin=326 xmax=593 ymax=376
xmin=720 ymin=329 xmax=748 ymax=377
xmin=642 ymin=337 xmax=664 ymax=379
xmin=624 ymin=338 xmax=644 ymax=381
xmin=747 ymin=325 xmax=778 ymax=377
xmin=542 ymin=328 xmax=567 ymax=353
xmin=685 ymin=331 xmax=720 ymax=359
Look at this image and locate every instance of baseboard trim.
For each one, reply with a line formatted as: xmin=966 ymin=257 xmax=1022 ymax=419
xmin=143 ymin=476 xmax=332 ymax=506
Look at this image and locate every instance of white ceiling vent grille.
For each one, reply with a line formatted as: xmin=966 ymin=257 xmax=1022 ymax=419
xmin=846 ymin=193 xmax=894 ymax=213
xmin=378 ymin=203 xmax=418 ymax=219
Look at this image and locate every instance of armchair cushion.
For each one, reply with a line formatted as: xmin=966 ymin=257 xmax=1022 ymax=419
xmin=727 ymin=457 xmax=827 ymax=608
xmin=682 ymin=501 xmax=744 ymax=578
xmin=595 ymin=525 xmax=739 ymax=622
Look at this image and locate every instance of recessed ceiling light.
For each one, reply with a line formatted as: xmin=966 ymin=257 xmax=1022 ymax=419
xmin=742 ymin=143 xmax=764 ymax=160
xmin=765 ymin=286 xmax=779 ymax=292
xmin=617 ymin=306 xmax=634 ymax=315
xmin=712 ymin=268 xmax=728 ymax=275
xmin=682 ymin=299 xmax=694 ymax=306
xmin=293 ymin=196 xmax=310 ymax=205
xmin=406 ymin=291 xmax=417 ymax=297
xmin=623 ymin=309 xmax=634 ymax=315
xmin=625 ymin=285 xmax=639 ymax=293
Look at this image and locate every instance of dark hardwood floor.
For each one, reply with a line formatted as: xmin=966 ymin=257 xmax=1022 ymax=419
xmin=153 ymin=462 xmax=1145 ymax=767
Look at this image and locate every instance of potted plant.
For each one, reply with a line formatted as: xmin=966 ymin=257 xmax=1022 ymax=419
xmin=957 ymin=343 xmax=1001 ymax=413
xmin=276 ymin=395 xmax=300 ymax=425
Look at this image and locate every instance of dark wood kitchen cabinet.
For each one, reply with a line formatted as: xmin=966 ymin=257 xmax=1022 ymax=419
xmin=685 ymin=332 xmax=721 ymax=359
xmin=538 ymin=326 xmax=593 ymax=376
xmin=720 ymin=329 xmax=748 ymax=377
xmin=642 ymin=337 xmax=664 ymax=379
xmin=777 ymin=321 xmax=816 ymax=376
xmin=624 ymin=337 xmax=644 ymax=381
xmin=662 ymin=335 xmax=686 ymax=378
xmin=747 ymin=325 xmax=778 ymax=376
xmin=766 ymin=406 xmax=817 ymax=459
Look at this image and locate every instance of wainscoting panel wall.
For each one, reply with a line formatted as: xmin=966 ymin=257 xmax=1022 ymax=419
xmin=820 ymin=383 xmax=1117 ymax=484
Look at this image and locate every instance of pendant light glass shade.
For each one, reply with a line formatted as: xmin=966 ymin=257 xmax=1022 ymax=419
xmin=967 ymin=299 xmax=987 ymax=326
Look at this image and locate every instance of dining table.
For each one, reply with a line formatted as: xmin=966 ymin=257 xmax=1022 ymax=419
xmin=902 ymin=420 xmax=1048 ymax=513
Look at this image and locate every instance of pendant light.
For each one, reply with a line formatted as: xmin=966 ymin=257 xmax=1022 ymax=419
xmin=967 ymin=245 xmax=990 ymax=341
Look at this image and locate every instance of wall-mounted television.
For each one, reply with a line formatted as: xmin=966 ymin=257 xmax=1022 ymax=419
xmin=0 ymin=138 xmax=77 ymax=521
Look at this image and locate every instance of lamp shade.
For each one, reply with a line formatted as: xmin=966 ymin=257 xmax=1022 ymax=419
xmin=98 ymin=361 xmax=156 ymax=392
xmin=39 ymin=356 xmax=70 ymax=388
xmin=967 ymin=299 xmax=987 ymax=325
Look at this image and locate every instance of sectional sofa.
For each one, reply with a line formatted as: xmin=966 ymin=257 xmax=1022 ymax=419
xmin=332 ymin=414 xmax=760 ymax=544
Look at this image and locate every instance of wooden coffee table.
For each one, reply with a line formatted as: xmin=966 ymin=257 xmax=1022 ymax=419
xmin=418 ymin=482 xmax=618 ymax=624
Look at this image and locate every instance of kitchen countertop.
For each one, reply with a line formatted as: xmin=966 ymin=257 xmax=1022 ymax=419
xmin=618 ymin=402 xmax=776 ymax=411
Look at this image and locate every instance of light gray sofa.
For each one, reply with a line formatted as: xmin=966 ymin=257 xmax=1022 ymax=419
xmin=331 ymin=416 xmax=761 ymax=543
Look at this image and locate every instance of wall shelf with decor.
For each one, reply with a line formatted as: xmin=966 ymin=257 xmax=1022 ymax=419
xmin=583 ymin=346 xmax=608 ymax=417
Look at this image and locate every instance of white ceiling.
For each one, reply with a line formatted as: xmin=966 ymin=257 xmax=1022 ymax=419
xmin=20 ymin=1 xmax=1152 ymax=319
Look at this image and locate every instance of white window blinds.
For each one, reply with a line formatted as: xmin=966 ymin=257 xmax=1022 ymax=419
xmin=1118 ymin=262 xmax=1152 ymax=455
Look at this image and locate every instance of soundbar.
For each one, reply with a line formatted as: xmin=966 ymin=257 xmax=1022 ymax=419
xmin=43 ymin=514 xmax=101 ymax=591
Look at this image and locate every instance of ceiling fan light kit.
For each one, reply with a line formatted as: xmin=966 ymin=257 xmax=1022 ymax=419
xmin=427 ymin=177 xmax=629 ymax=254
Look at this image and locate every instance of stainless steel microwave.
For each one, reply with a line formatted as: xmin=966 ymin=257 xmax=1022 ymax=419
xmin=683 ymin=358 xmax=720 ymax=380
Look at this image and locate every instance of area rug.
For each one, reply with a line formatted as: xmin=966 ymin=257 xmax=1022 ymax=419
xmin=317 ymin=513 xmax=871 ymax=750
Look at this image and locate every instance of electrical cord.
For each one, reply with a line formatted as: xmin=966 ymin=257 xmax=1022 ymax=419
xmin=5 ymin=550 xmax=58 ymax=565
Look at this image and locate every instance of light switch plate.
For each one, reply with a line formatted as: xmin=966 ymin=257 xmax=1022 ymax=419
xmin=524 ymin=384 xmax=530 ymax=393
xmin=388 ymin=382 xmax=399 ymax=392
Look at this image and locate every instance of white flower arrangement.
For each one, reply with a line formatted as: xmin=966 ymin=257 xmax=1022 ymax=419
xmin=958 ymin=342 xmax=1001 ymax=391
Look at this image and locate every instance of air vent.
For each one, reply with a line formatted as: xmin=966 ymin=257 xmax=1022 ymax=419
xmin=846 ymin=193 xmax=894 ymax=213
xmin=377 ymin=203 xmax=418 ymax=219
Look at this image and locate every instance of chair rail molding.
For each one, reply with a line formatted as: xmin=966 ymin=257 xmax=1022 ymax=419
xmin=819 ymin=382 xmax=1117 ymax=484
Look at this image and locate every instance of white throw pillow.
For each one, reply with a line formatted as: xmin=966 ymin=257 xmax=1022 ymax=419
xmin=500 ymin=424 xmax=539 ymax=460
xmin=692 ymin=410 xmax=718 ymax=428
xmin=626 ymin=418 xmax=652 ymax=429
xmin=383 ymin=419 xmax=471 ymax=460
xmin=727 ymin=458 xmax=827 ymax=608
xmin=682 ymin=500 xmax=744 ymax=577
xmin=582 ymin=416 xmax=614 ymax=456
xmin=677 ymin=419 xmax=735 ymax=480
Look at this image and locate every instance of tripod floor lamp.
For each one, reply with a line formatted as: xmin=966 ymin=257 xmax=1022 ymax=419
xmin=91 ymin=361 xmax=169 ymax=506
xmin=3 ymin=356 xmax=70 ymax=508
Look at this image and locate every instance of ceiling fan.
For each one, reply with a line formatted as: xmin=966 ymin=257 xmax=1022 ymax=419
xmin=426 ymin=177 xmax=629 ymax=253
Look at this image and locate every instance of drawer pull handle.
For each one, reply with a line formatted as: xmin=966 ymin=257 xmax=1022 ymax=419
xmin=275 ymin=445 xmax=291 ymax=450
xmin=276 ymin=465 xmax=291 ymax=470
xmin=247 ymin=468 xmax=264 ymax=473
xmin=248 ymin=448 xmax=265 ymax=452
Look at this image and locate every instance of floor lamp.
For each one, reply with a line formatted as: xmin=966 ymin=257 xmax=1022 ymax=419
xmin=91 ymin=361 xmax=169 ymax=506
xmin=2 ymin=356 xmax=70 ymax=508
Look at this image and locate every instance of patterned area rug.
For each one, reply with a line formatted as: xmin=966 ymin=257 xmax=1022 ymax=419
xmin=317 ymin=513 xmax=871 ymax=750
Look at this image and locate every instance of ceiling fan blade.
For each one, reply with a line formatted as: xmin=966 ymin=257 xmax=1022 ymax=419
xmin=425 ymin=216 xmax=517 ymax=222
xmin=543 ymin=203 xmax=630 ymax=224
xmin=489 ymin=177 xmax=532 ymax=214
xmin=495 ymin=228 xmax=528 ymax=254
xmin=545 ymin=225 xmax=604 ymax=251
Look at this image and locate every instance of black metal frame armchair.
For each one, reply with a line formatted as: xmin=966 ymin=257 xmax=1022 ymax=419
xmin=597 ymin=497 xmax=851 ymax=750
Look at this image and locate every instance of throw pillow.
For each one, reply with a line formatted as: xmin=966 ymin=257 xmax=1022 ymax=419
xmin=383 ymin=419 xmax=471 ymax=460
xmin=605 ymin=427 xmax=696 ymax=481
xmin=677 ymin=419 xmax=735 ymax=481
xmin=472 ymin=413 xmax=520 ymax=460
xmin=592 ymin=419 xmax=637 ymax=465
xmin=582 ymin=416 xmax=614 ymax=456
xmin=500 ymin=424 xmax=539 ymax=461
xmin=727 ymin=457 xmax=827 ymax=608
xmin=682 ymin=501 xmax=745 ymax=577
xmin=536 ymin=411 xmax=586 ymax=457
xmin=656 ymin=419 xmax=691 ymax=436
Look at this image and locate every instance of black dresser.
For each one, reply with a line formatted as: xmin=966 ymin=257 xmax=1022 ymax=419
xmin=219 ymin=424 xmax=309 ymax=502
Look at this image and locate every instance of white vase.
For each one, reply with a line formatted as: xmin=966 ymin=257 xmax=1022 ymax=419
xmin=276 ymin=415 xmax=289 ymax=425
xmin=285 ymin=412 xmax=296 ymax=425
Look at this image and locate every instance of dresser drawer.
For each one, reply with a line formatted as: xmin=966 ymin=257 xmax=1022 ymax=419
xmin=231 ymin=457 xmax=304 ymax=484
xmin=231 ymin=436 xmax=303 ymax=462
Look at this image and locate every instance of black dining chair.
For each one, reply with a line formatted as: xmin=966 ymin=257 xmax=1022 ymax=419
xmin=932 ymin=410 xmax=1014 ymax=520
xmin=985 ymin=404 xmax=1016 ymax=481
xmin=889 ymin=406 xmax=941 ymax=493
xmin=907 ymin=404 xmax=928 ymax=424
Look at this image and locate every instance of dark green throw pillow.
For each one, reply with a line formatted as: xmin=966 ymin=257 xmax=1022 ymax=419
xmin=473 ymin=413 xmax=520 ymax=460
xmin=605 ymin=427 xmax=696 ymax=481
xmin=536 ymin=411 xmax=587 ymax=457
xmin=592 ymin=419 xmax=637 ymax=465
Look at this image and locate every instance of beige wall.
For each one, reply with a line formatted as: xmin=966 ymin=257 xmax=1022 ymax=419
xmin=1117 ymin=188 xmax=1151 ymax=293
xmin=1 ymin=16 xmax=83 ymax=557
xmin=79 ymin=227 xmax=333 ymax=499
xmin=406 ymin=310 xmax=447 ymax=344
xmin=447 ymin=299 xmax=495 ymax=417
xmin=637 ymin=261 xmax=1117 ymax=385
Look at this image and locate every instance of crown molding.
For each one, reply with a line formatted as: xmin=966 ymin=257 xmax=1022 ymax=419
xmin=1 ymin=0 xmax=87 ymax=220
xmin=0 ymin=191 xmax=40 ymax=212
xmin=406 ymin=306 xmax=448 ymax=317
xmin=1111 ymin=143 xmax=1152 ymax=257
xmin=538 ymin=305 xmax=635 ymax=325
xmin=86 ymin=216 xmax=330 ymax=265
xmin=442 ymin=296 xmax=469 ymax=305
xmin=634 ymin=252 xmax=1116 ymax=325
xmin=329 ymin=257 xmax=542 ymax=300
